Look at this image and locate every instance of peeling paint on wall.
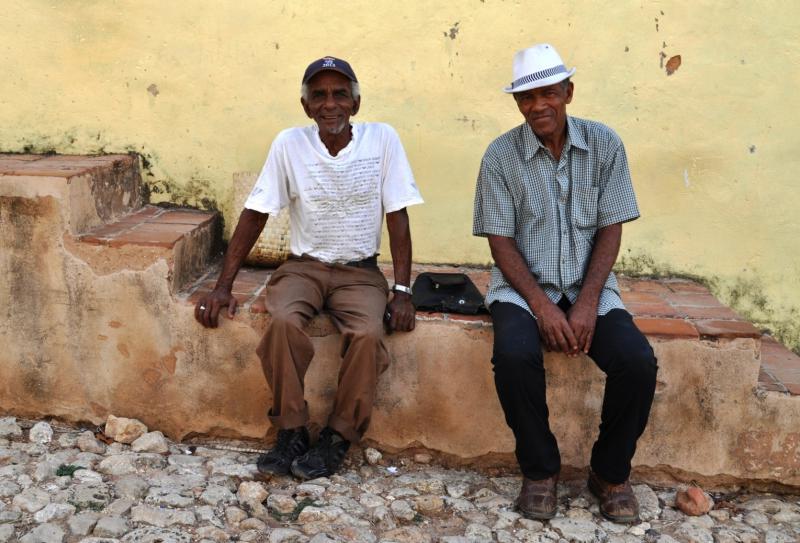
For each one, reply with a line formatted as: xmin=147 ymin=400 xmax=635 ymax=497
xmin=444 ymin=22 xmax=460 ymax=40
xmin=666 ymin=55 xmax=682 ymax=75
xmin=736 ymin=431 xmax=800 ymax=478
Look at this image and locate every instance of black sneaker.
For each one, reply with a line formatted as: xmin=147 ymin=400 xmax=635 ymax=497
xmin=257 ymin=427 xmax=310 ymax=475
xmin=290 ymin=427 xmax=351 ymax=480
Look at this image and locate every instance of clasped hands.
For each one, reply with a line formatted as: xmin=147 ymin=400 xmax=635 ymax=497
xmin=533 ymin=299 xmax=596 ymax=356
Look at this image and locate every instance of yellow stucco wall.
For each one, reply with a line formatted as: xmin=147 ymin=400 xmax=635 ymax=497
xmin=1 ymin=1 xmax=798 ymax=349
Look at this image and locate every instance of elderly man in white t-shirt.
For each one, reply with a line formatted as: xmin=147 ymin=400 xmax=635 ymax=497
xmin=195 ymin=56 xmax=423 ymax=480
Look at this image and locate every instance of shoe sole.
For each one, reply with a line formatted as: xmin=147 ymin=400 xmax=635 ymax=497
xmin=516 ymin=504 xmax=556 ymax=521
xmin=290 ymin=464 xmax=332 ymax=480
xmin=587 ymin=477 xmax=639 ymax=524
xmin=256 ymin=463 xmax=290 ymax=476
xmin=289 ymin=459 xmax=336 ymax=481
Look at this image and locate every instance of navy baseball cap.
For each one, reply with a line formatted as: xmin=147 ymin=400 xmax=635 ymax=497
xmin=302 ymin=56 xmax=358 ymax=84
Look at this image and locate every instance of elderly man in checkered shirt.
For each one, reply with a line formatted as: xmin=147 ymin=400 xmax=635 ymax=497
xmin=473 ymin=44 xmax=658 ymax=523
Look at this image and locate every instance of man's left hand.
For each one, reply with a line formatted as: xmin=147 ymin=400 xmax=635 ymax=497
xmin=567 ymin=299 xmax=598 ymax=355
xmin=387 ymin=292 xmax=416 ymax=333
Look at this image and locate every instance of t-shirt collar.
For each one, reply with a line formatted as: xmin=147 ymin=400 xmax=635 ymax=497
xmin=311 ymin=122 xmax=359 ymax=158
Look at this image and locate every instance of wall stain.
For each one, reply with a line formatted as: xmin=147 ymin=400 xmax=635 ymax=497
xmin=117 ymin=343 xmax=130 ymax=358
xmin=444 ymin=22 xmax=460 ymax=40
xmin=145 ymin=177 xmax=219 ymax=212
xmin=1 ymin=196 xmax=61 ymax=400
xmin=161 ymin=348 xmax=181 ymax=374
xmin=147 ymin=84 xmax=159 ymax=97
xmin=455 ymin=116 xmax=477 ymax=130
xmin=142 ymin=368 xmax=161 ymax=386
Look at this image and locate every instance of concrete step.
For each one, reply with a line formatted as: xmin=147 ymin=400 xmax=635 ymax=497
xmin=0 ymin=153 xmax=142 ymax=234
xmin=0 ymin=153 xmax=222 ymax=294
xmin=77 ymin=205 xmax=222 ymax=293
xmin=759 ymin=336 xmax=800 ymax=395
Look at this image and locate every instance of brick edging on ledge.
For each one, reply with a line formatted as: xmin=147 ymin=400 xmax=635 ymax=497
xmin=178 ymin=263 xmax=800 ymax=396
xmin=182 ymin=264 xmax=764 ymax=340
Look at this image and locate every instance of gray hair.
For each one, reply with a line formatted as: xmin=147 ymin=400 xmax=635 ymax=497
xmin=301 ymin=81 xmax=360 ymax=101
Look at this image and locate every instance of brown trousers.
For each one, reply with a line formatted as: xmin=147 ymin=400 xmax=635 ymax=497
xmin=256 ymin=256 xmax=390 ymax=443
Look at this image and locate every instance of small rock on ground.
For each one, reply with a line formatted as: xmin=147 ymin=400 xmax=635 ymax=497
xmin=676 ymin=485 xmax=714 ymax=516
xmin=105 ymin=415 xmax=148 ymax=444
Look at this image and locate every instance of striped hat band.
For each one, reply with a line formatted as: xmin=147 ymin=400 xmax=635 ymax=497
xmin=510 ymin=64 xmax=568 ymax=90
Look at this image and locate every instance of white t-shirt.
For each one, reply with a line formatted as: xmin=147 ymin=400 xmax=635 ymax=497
xmin=244 ymin=122 xmax=424 ymax=263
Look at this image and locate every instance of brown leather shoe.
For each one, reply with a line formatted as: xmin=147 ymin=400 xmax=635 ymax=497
xmin=587 ymin=470 xmax=640 ymax=523
xmin=516 ymin=474 xmax=558 ymax=520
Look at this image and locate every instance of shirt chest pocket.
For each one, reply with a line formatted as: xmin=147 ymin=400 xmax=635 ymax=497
xmin=571 ymin=185 xmax=599 ymax=230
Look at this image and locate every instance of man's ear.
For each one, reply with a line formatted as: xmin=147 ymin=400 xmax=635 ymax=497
xmin=301 ymin=98 xmax=312 ymax=118
xmin=565 ymin=81 xmax=574 ymax=105
xmin=352 ymin=96 xmax=361 ymax=116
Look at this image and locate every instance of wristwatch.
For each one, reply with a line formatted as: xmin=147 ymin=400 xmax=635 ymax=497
xmin=392 ymin=284 xmax=413 ymax=295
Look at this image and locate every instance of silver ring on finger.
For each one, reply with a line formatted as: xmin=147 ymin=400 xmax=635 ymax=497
xmin=200 ymin=305 xmax=207 ymax=311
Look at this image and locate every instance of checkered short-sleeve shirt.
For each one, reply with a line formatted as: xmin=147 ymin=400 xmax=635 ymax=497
xmin=472 ymin=116 xmax=640 ymax=316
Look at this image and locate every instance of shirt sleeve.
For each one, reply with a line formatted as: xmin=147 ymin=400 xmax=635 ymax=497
xmin=380 ymin=125 xmax=424 ymax=213
xmin=597 ymin=139 xmax=640 ymax=228
xmin=472 ymin=145 xmax=516 ymax=238
xmin=243 ymin=134 xmax=291 ymax=215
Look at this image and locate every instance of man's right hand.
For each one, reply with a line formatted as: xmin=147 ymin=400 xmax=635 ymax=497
xmin=533 ymin=300 xmax=578 ymax=354
xmin=193 ymin=209 xmax=269 ymax=329
xmin=195 ymin=287 xmax=238 ymax=328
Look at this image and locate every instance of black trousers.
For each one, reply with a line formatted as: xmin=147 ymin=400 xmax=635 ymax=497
xmin=490 ymin=299 xmax=658 ymax=484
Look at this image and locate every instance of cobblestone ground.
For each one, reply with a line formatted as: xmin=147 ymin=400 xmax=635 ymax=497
xmin=0 ymin=417 xmax=798 ymax=543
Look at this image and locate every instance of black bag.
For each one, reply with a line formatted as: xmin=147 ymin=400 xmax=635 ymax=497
xmin=411 ymin=272 xmax=488 ymax=315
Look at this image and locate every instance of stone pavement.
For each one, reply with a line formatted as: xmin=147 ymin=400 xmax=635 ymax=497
xmin=0 ymin=417 xmax=798 ymax=543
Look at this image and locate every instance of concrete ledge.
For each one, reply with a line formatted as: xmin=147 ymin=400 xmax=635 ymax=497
xmin=3 ymin=235 xmax=799 ymax=486
xmin=2 ymin=154 xmax=799 ymax=489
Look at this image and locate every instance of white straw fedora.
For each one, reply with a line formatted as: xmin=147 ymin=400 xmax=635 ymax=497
xmin=503 ymin=43 xmax=576 ymax=93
